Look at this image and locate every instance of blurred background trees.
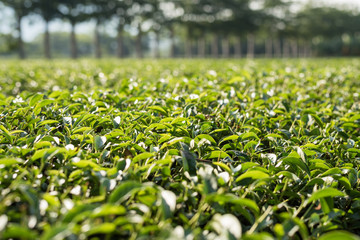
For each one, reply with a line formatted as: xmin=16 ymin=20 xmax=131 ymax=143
xmin=0 ymin=0 xmax=359 ymax=59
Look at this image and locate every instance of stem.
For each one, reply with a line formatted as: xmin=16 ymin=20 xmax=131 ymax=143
xmin=293 ymin=198 xmax=307 ymax=218
xmin=247 ymin=206 xmax=272 ymax=234
xmin=279 ymin=178 xmax=288 ymax=200
xmin=189 ymin=197 xmax=208 ymax=228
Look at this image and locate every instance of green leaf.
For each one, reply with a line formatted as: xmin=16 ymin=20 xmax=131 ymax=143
xmin=94 ymin=135 xmax=106 ymax=151
xmin=40 ymin=225 xmax=71 ymax=240
xmin=72 ymin=127 xmax=92 ymax=134
xmin=4 ymin=224 xmax=38 ymax=240
xmin=231 ymin=198 xmax=260 ymax=215
xmin=91 ymin=204 xmax=126 ymax=218
xmin=310 ymin=114 xmax=324 ymax=128
xmin=236 ymin=170 xmax=269 ymax=184
xmin=196 ymin=134 xmax=216 ymax=145
xmin=181 ymin=144 xmax=197 ymax=176
xmin=73 ymin=113 xmax=95 ymax=128
xmin=219 ymin=135 xmax=239 ymax=145
xmin=240 ymin=132 xmax=259 ymax=140
xmin=321 ymin=168 xmax=342 ymax=177
xmin=37 ymin=120 xmax=59 ymax=127
xmin=213 ymin=162 xmax=232 ymax=173
xmin=43 ymin=194 xmax=60 ymax=207
xmin=148 ymin=106 xmax=168 ymax=116
xmin=63 ymin=204 xmax=96 ymax=223
xmin=308 ymin=188 xmax=345 ymax=203
xmin=319 ymin=231 xmax=360 ymax=240
xmin=146 ymin=123 xmax=169 ymax=131
xmin=34 ymin=99 xmax=54 ymax=112
xmin=0 ymin=158 xmax=23 ymax=167
xmin=31 ymin=147 xmax=66 ymax=161
xmin=87 ymin=223 xmax=116 ymax=236
xmin=208 ymin=151 xmax=230 ymax=159
xmin=160 ymin=137 xmax=185 ymax=150
xmin=348 ymin=148 xmax=360 ymax=154
xmin=282 ymin=156 xmax=310 ymax=176
xmin=108 ymin=181 xmax=143 ymax=203
xmin=72 ymin=160 xmax=100 ymax=169
xmin=171 ymin=117 xmax=188 ymax=125
xmin=29 ymin=93 xmax=43 ymax=107
xmin=34 ymin=141 xmax=52 ymax=149
xmin=133 ymin=152 xmax=155 ymax=163
xmin=0 ymin=125 xmax=12 ymax=143
xmin=208 ymin=194 xmax=259 ymax=215
xmin=265 ymin=133 xmax=283 ymax=139
xmin=160 ymin=190 xmax=177 ymax=219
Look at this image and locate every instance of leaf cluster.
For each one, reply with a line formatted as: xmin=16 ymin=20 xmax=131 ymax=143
xmin=0 ymin=59 xmax=360 ymax=239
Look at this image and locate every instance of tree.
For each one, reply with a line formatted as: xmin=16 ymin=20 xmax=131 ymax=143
xmin=149 ymin=0 xmax=165 ymax=58
xmin=256 ymin=0 xmax=292 ymax=58
xmin=87 ymin=0 xmax=114 ymax=59
xmin=129 ymin=0 xmax=158 ymax=58
xmin=0 ymin=33 xmax=18 ymax=54
xmin=216 ymin=0 xmax=257 ymax=58
xmin=57 ymin=0 xmax=89 ymax=59
xmin=177 ymin=0 xmax=224 ymax=58
xmin=158 ymin=1 xmax=183 ymax=58
xmin=32 ymin=0 xmax=60 ymax=59
xmin=0 ymin=0 xmax=33 ymax=59
xmin=104 ymin=0 xmax=132 ymax=58
xmin=290 ymin=6 xmax=354 ymax=57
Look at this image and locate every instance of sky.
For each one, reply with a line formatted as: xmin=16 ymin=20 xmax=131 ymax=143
xmin=0 ymin=0 xmax=359 ymax=42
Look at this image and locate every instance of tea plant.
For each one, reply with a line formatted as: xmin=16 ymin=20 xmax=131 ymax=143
xmin=0 ymin=59 xmax=360 ymax=239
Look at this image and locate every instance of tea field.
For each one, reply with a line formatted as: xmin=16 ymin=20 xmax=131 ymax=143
xmin=0 ymin=59 xmax=360 ymax=240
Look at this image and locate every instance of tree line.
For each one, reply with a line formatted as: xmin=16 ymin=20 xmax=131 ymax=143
xmin=0 ymin=0 xmax=359 ymax=59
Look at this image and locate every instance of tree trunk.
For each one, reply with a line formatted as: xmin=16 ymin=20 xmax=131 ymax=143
xmin=117 ymin=24 xmax=124 ymax=58
xmin=136 ymin=24 xmax=143 ymax=58
xmin=291 ymin=40 xmax=298 ymax=58
xmin=17 ymin=15 xmax=25 ymax=59
xmin=222 ymin=36 xmax=230 ymax=58
xmin=282 ymin=39 xmax=290 ymax=58
xmin=170 ymin=26 xmax=175 ymax=58
xmin=274 ymin=38 xmax=281 ymax=58
xmin=94 ymin=21 xmax=102 ymax=59
xmin=154 ymin=31 xmax=160 ymax=58
xmin=198 ymin=36 xmax=206 ymax=58
xmin=247 ymin=33 xmax=255 ymax=59
xmin=70 ymin=22 xmax=77 ymax=59
xmin=234 ymin=36 xmax=241 ymax=58
xmin=185 ymin=38 xmax=192 ymax=58
xmin=298 ymin=43 xmax=305 ymax=58
xmin=265 ymin=37 xmax=273 ymax=58
xmin=211 ymin=35 xmax=219 ymax=58
xmin=44 ymin=20 xmax=51 ymax=59
xmin=305 ymin=42 xmax=312 ymax=58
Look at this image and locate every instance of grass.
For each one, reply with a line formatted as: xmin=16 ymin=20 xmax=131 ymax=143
xmin=0 ymin=59 xmax=360 ymax=239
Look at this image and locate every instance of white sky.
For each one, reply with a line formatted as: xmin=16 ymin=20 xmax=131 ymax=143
xmin=0 ymin=0 xmax=359 ymax=42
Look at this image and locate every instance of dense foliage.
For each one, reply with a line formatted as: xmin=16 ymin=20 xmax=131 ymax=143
xmin=0 ymin=59 xmax=360 ymax=239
